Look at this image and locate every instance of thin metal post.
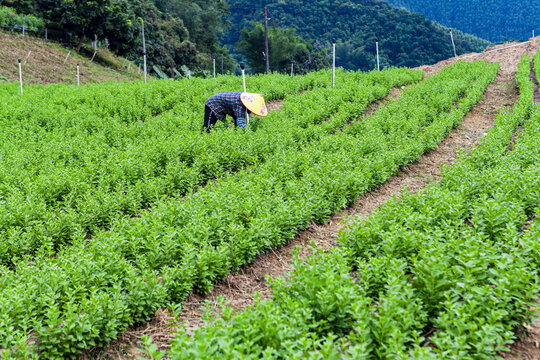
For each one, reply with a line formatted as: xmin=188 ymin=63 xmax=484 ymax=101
xmin=376 ymin=41 xmax=380 ymax=71
xmin=45 ymin=28 xmax=48 ymax=40
xmin=332 ymin=39 xmax=336 ymax=87
xmin=264 ymin=7 xmax=270 ymax=74
xmin=450 ymin=30 xmax=457 ymax=58
xmin=22 ymin=25 xmax=25 ymax=37
xmin=291 ymin=62 xmax=294 ymax=76
xmin=533 ymin=30 xmax=535 ymax=38
xmin=213 ymin=57 xmax=216 ymax=78
xmin=241 ymin=62 xmax=249 ymax=125
xmin=18 ymin=59 xmax=23 ymax=94
xmin=90 ymin=50 xmax=97 ymax=62
xmin=77 ymin=63 xmax=80 ymax=86
xmin=142 ymin=20 xmax=147 ymax=83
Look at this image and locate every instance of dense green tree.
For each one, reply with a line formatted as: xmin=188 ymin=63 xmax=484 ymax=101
xmin=148 ymin=0 xmax=235 ymax=73
xmin=238 ymin=22 xmax=329 ymax=74
xmin=34 ymin=0 xmax=133 ymax=52
xmin=153 ymin=0 xmax=230 ymax=54
xmin=116 ymin=1 xmax=198 ymax=76
xmin=0 ymin=0 xmax=35 ymax=14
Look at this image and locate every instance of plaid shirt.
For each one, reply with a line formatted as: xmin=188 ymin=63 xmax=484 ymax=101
xmin=205 ymin=91 xmax=247 ymax=121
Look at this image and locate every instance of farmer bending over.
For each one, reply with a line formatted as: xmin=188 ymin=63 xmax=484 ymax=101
xmin=202 ymin=92 xmax=267 ymax=132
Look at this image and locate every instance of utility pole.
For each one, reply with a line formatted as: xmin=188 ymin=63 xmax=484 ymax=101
xmin=264 ymin=7 xmax=270 ymax=74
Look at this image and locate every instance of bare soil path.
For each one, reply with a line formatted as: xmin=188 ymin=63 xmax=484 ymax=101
xmin=83 ymin=40 xmax=537 ymax=360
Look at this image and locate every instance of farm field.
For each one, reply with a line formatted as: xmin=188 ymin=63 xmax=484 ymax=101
xmin=0 ymin=40 xmax=539 ymax=359
xmin=166 ymin=50 xmax=540 ymax=359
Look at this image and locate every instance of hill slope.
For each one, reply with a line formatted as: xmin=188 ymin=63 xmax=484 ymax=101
xmin=0 ymin=31 xmax=144 ymax=84
xmin=225 ymin=0 xmax=491 ymax=71
xmin=384 ymin=0 xmax=539 ymax=42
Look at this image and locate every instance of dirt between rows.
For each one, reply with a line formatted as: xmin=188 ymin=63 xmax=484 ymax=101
xmin=83 ymin=39 xmax=539 ymax=359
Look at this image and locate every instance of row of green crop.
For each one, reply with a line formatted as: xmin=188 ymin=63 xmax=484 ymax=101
xmin=165 ymin=56 xmax=539 ymax=359
xmin=0 ymin=69 xmax=422 ymax=264
xmin=0 ymin=61 xmax=498 ymax=358
xmin=534 ymin=50 xmax=540 ymax=85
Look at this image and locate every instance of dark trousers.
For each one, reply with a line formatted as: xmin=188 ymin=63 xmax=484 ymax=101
xmin=202 ymin=105 xmax=220 ymax=133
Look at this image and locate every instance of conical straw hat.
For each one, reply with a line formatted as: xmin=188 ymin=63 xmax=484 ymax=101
xmin=240 ymin=93 xmax=268 ymax=117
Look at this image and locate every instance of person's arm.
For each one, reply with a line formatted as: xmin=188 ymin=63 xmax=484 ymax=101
xmin=236 ymin=117 xmax=246 ymax=130
xmin=233 ymin=98 xmax=247 ymax=130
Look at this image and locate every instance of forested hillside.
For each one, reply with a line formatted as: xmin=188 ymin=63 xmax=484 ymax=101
xmin=1 ymin=0 xmax=492 ymax=74
xmin=0 ymin=0 xmax=236 ymax=76
xmin=225 ymin=0 xmax=490 ymax=71
xmin=385 ymin=0 xmax=539 ymax=42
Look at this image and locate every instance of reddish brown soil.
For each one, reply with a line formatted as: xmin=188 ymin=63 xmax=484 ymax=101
xmin=82 ymin=39 xmax=540 ymax=360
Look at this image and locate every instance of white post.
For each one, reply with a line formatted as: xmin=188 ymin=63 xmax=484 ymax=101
xmin=213 ymin=57 xmax=216 ymax=78
xmin=45 ymin=28 xmax=48 ymax=40
xmin=22 ymin=25 xmax=25 ymax=37
xmin=240 ymin=62 xmax=249 ymax=125
xmin=376 ymin=41 xmax=380 ymax=71
xmin=332 ymin=39 xmax=336 ymax=88
xmin=63 ymin=51 xmax=71 ymax=64
xmin=18 ymin=59 xmax=23 ymax=94
xmin=291 ymin=62 xmax=294 ymax=76
xmin=533 ymin=30 xmax=535 ymax=38
xmin=141 ymin=20 xmax=147 ymax=83
xmin=77 ymin=63 xmax=80 ymax=86
xmin=90 ymin=50 xmax=97 ymax=62
xmin=450 ymin=30 xmax=457 ymax=58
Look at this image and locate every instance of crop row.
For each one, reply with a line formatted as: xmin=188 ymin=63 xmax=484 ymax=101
xmin=0 ymin=69 xmax=422 ymax=264
xmin=535 ymin=50 xmax=540 ymax=84
xmin=166 ymin=56 xmax=539 ymax=359
xmin=0 ymin=61 xmax=498 ymax=358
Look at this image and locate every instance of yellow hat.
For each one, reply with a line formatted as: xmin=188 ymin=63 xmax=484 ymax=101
xmin=240 ymin=93 xmax=268 ymax=117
